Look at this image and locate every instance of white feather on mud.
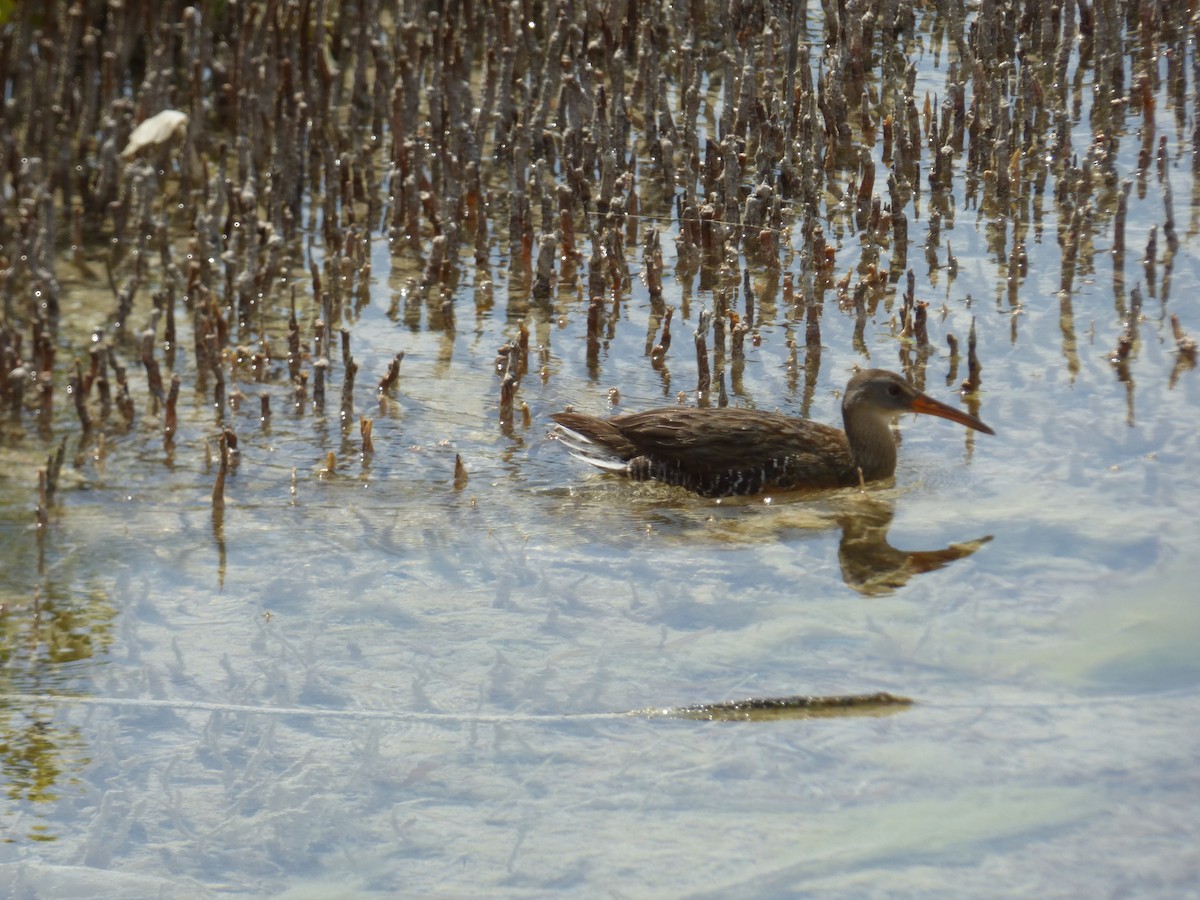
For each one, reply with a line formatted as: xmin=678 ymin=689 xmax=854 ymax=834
xmin=120 ymin=110 xmax=188 ymax=159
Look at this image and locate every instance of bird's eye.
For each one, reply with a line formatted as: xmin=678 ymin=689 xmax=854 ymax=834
xmin=887 ymin=384 xmax=902 ymax=396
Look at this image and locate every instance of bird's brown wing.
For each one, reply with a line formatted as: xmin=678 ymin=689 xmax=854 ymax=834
xmin=609 ymin=407 xmax=856 ymax=489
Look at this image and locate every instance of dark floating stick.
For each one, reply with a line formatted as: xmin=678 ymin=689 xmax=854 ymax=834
xmin=647 ymin=691 xmax=913 ymax=722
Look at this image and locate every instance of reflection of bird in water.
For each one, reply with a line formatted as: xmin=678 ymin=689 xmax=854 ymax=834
xmin=836 ymin=498 xmax=991 ymax=596
xmin=551 ymin=369 xmax=994 ymax=498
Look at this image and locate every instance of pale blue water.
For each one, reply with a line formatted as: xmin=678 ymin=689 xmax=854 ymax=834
xmin=2 ymin=3 xmax=1200 ymax=897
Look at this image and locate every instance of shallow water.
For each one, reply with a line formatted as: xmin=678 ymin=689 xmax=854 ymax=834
xmin=3 ymin=1 xmax=1200 ymax=897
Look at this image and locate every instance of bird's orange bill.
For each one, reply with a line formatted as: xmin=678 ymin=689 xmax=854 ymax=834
xmin=909 ymin=394 xmax=995 ymax=435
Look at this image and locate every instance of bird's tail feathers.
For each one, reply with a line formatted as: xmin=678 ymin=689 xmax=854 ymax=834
xmin=551 ymin=424 xmax=631 ymax=473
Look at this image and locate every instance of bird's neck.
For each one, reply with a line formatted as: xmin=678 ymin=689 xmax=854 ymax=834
xmin=841 ymin=406 xmax=898 ymax=481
